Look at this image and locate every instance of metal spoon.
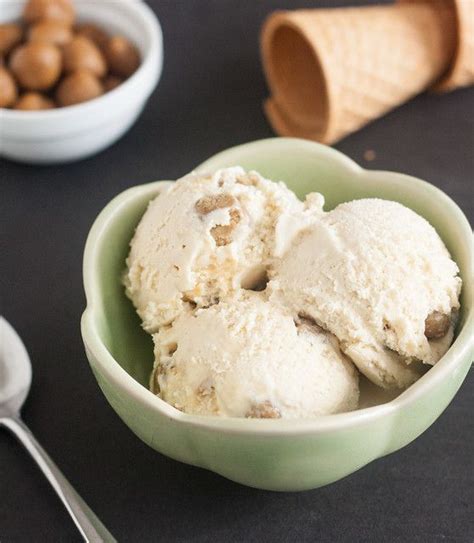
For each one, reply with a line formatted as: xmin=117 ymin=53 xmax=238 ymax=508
xmin=0 ymin=316 xmax=116 ymax=542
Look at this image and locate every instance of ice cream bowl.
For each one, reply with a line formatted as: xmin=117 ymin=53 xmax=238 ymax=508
xmin=81 ymin=138 xmax=473 ymax=492
xmin=0 ymin=0 xmax=162 ymax=164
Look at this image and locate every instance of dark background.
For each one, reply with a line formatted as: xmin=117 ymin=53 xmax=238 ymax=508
xmin=1 ymin=0 xmax=473 ymax=541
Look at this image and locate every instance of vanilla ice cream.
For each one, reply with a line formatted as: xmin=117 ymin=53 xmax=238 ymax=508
xmin=151 ymin=293 xmax=359 ymax=418
xmin=124 ymin=167 xmax=317 ymax=332
xmin=270 ymin=198 xmax=461 ymax=389
xmin=124 ymin=166 xmax=461 ymax=413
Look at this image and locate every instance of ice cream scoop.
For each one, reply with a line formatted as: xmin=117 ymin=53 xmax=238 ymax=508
xmin=124 ymin=167 xmax=317 ymax=332
xmin=151 ymin=293 xmax=359 ymax=419
xmin=269 ymin=198 xmax=461 ymax=389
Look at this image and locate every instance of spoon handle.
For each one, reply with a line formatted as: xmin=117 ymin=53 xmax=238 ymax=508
xmin=0 ymin=416 xmax=116 ymax=543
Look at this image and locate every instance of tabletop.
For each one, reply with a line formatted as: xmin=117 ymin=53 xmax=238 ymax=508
xmin=1 ymin=1 xmax=473 ymax=542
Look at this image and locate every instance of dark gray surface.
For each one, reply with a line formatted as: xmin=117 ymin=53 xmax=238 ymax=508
xmin=1 ymin=0 xmax=473 ymax=541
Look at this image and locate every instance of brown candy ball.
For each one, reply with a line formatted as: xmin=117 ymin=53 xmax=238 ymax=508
xmin=103 ymin=75 xmax=123 ymax=92
xmin=76 ymin=23 xmax=109 ymax=50
xmin=0 ymin=23 xmax=23 ymax=56
xmin=56 ymin=69 xmax=103 ymax=106
xmin=424 ymin=311 xmax=450 ymax=340
xmin=104 ymin=36 xmax=140 ymax=78
xmin=23 ymin=0 xmax=75 ymax=26
xmin=15 ymin=91 xmax=55 ymax=110
xmin=62 ymin=35 xmax=106 ymax=77
xmin=1 ymin=9 xmax=140 ymax=110
xmin=10 ymin=42 xmax=62 ymax=90
xmin=0 ymin=66 xmax=18 ymax=108
xmin=28 ymin=20 xmax=72 ymax=45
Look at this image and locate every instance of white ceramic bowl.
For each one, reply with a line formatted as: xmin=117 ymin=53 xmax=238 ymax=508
xmin=0 ymin=0 xmax=163 ymax=164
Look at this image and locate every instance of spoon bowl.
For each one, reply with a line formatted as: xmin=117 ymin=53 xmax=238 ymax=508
xmin=0 ymin=317 xmax=32 ymax=417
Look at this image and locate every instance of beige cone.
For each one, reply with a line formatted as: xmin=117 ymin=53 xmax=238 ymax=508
xmin=261 ymin=1 xmax=459 ymax=144
xmin=419 ymin=0 xmax=473 ymax=92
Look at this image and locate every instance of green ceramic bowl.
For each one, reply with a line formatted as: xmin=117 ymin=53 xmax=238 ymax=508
xmin=81 ymin=138 xmax=473 ymax=491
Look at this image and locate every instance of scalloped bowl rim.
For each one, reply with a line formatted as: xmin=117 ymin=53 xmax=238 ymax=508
xmin=81 ymin=138 xmax=473 ymax=436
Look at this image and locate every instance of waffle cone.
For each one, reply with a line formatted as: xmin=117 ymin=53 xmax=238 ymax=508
xmin=264 ymin=98 xmax=320 ymax=141
xmin=261 ymin=2 xmax=457 ymax=144
xmin=402 ymin=0 xmax=474 ymax=92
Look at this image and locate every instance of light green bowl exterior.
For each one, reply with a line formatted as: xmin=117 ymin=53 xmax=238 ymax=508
xmin=81 ymin=138 xmax=473 ymax=491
